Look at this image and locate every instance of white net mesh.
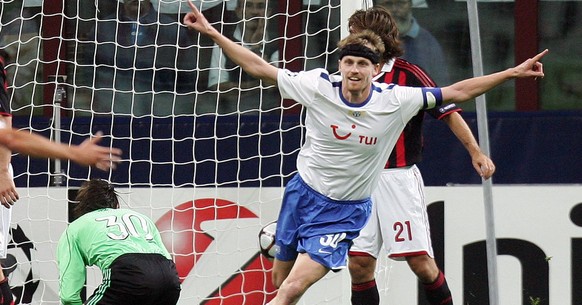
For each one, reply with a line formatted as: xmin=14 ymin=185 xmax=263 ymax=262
xmin=1 ymin=0 xmax=349 ymax=304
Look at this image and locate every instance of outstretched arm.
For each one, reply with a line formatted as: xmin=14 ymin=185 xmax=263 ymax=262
xmin=441 ymin=113 xmax=495 ymax=179
xmin=183 ymin=1 xmax=279 ymax=85
xmin=441 ymin=49 xmax=548 ymax=104
xmin=0 ymin=129 xmax=122 ymax=171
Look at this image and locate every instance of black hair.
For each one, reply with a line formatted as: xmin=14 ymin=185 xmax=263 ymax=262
xmin=72 ymin=179 xmax=119 ymax=219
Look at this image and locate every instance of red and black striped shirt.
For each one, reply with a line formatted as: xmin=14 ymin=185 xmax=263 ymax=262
xmin=379 ymin=58 xmax=460 ymax=169
xmin=0 ymin=50 xmax=11 ymax=116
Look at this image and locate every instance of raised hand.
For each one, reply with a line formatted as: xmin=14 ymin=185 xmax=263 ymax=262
xmin=183 ymin=0 xmax=213 ymax=34
xmin=514 ymin=49 xmax=548 ymax=79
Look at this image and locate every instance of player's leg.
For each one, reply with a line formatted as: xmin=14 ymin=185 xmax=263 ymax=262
xmin=271 ymin=174 xmax=303 ymax=288
xmin=269 ymin=253 xmax=329 ymax=305
xmin=388 ymin=165 xmax=452 ymax=305
xmin=406 ymin=254 xmax=452 ymax=305
xmin=272 ymin=259 xmax=295 ymax=288
xmin=273 ymin=173 xmax=371 ymax=305
xmin=348 ymin=255 xmax=379 ymax=305
xmin=348 ymin=194 xmax=382 ymax=305
xmin=379 ymin=165 xmax=453 ymax=304
xmin=406 ymin=254 xmax=439 ymax=282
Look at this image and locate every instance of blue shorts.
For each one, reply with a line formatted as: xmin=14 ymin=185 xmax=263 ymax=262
xmin=275 ymin=174 xmax=372 ymax=271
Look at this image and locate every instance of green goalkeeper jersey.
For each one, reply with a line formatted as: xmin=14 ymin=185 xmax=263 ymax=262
xmin=57 ymin=208 xmax=171 ymax=305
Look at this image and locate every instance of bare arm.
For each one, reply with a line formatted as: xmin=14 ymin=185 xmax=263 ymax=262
xmin=441 ymin=112 xmax=495 ymax=179
xmin=441 ymin=49 xmax=548 ymax=104
xmin=183 ymin=1 xmax=279 ymax=85
xmin=0 ymin=116 xmax=17 ymax=208
xmin=0 ymin=129 xmax=122 ymax=171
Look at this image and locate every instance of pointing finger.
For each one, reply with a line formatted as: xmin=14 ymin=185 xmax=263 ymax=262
xmin=187 ymin=0 xmax=198 ymax=13
xmin=532 ymin=49 xmax=549 ymax=62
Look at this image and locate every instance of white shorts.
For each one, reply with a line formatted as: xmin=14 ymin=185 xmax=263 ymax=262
xmin=350 ymin=165 xmax=433 ymax=261
xmin=0 ymin=164 xmax=13 ymax=259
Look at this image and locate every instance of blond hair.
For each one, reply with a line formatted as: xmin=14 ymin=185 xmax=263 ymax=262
xmin=337 ymin=30 xmax=385 ymax=64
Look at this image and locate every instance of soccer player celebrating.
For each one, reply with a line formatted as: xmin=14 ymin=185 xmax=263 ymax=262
xmin=183 ymin=2 xmax=546 ymax=304
xmin=347 ymin=7 xmax=494 ymax=305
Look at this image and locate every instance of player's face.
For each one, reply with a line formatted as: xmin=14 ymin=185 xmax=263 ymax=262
xmin=339 ymin=55 xmax=378 ymax=95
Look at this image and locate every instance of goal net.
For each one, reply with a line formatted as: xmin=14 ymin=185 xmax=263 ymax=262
xmin=0 ymin=0 xmax=354 ymax=304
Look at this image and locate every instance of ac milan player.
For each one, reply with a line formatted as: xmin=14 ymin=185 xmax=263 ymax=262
xmin=347 ymin=7 xmax=495 ymax=305
xmin=0 ymin=48 xmax=15 ymax=305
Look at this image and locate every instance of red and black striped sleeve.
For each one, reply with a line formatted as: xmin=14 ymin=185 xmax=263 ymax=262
xmin=0 ymin=50 xmax=11 ymax=117
xmin=381 ymin=58 xmax=459 ymax=168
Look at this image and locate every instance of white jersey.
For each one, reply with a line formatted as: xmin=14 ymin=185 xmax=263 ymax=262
xmin=277 ymin=68 xmax=442 ymax=201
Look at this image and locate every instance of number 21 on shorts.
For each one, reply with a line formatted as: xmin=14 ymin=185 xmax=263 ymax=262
xmin=393 ymin=220 xmax=412 ymax=242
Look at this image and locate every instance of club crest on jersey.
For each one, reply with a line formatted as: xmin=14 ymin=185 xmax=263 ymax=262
xmin=348 ymin=110 xmax=366 ymax=118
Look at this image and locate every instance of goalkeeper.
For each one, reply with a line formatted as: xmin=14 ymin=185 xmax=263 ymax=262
xmin=184 ymin=1 xmax=546 ymax=304
xmin=57 ymin=179 xmax=181 ymax=305
xmin=0 ymin=50 xmax=122 ymax=305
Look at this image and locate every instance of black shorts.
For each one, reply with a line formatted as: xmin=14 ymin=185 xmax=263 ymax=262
xmin=87 ymin=253 xmax=181 ymax=305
